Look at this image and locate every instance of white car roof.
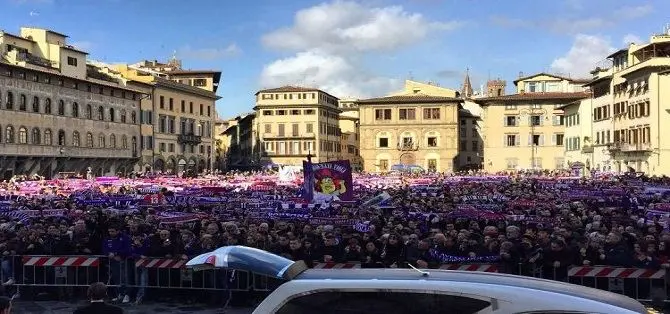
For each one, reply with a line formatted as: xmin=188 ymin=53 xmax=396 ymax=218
xmin=254 ymin=269 xmax=646 ymax=314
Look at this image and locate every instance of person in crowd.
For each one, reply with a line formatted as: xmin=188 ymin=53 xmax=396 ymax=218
xmin=102 ymin=227 xmax=131 ymax=304
xmin=73 ymin=282 xmax=123 ymax=314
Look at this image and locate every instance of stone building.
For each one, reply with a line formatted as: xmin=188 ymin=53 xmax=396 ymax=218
xmin=0 ymin=27 xmax=144 ymax=179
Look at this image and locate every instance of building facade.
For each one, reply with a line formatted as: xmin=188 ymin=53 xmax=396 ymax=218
xmin=254 ymin=86 xmax=341 ymax=166
xmin=113 ymin=62 xmax=220 ymax=174
xmin=477 ymin=73 xmax=589 ymax=171
xmin=357 ymin=94 xmax=460 ymax=173
xmin=218 ymin=113 xmax=257 ymax=170
xmin=0 ymin=27 xmax=143 ymax=179
xmin=338 ymin=99 xmax=362 ymax=170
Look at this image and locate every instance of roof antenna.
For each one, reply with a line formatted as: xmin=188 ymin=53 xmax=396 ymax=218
xmin=408 ymin=263 xmax=430 ymax=277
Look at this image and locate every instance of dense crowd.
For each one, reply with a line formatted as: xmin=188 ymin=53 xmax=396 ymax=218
xmin=0 ymin=171 xmax=669 ymax=304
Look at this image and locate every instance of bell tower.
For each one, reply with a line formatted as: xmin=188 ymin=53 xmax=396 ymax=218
xmin=486 ymin=79 xmax=506 ymax=97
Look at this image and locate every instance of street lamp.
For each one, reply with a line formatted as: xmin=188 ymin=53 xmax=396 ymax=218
xmin=518 ymin=108 xmax=548 ymax=170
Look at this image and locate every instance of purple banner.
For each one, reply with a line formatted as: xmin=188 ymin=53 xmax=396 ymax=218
xmin=306 ymin=160 xmax=354 ymax=202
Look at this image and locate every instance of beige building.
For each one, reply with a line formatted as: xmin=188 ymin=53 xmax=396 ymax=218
xmin=477 ymin=73 xmax=589 ymax=171
xmin=113 ymin=59 xmax=220 ymax=174
xmin=338 ymin=99 xmax=362 ymax=170
xmin=357 ymin=93 xmax=460 ymax=173
xmin=217 ymin=112 xmax=257 ymax=170
xmin=0 ymin=27 xmax=144 ymax=178
xmin=254 ymin=86 xmax=341 ymax=166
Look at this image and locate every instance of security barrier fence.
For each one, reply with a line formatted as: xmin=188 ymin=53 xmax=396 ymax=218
xmin=1 ymin=255 xmax=668 ymax=305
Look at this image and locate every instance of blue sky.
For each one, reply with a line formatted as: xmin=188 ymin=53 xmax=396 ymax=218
xmin=1 ymin=0 xmax=667 ymax=118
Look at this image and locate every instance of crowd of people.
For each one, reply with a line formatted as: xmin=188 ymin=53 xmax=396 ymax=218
xmin=0 ymin=170 xmax=669 ymax=304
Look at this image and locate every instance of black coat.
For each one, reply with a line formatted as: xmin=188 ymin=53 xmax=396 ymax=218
xmin=73 ymin=302 xmax=123 ymax=314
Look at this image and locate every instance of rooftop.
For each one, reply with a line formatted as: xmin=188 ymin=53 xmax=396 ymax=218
xmin=476 ymin=92 xmax=590 ymax=104
xmin=256 ymin=85 xmax=322 ymax=94
xmin=356 ymin=94 xmax=461 ymax=105
xmin=513 ymin=72 xmax=590 ymax=85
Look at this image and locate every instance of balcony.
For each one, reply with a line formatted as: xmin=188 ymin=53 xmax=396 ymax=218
xmin=397 ymin=142 xmax=419 ymax=151
xmin=178 ymin=133 xmax=202 ymax=144
xmin=621 ymin=142 xmax=653 ymax=152
xmin=581 ymin=145 xmax=594 ymax=153
xmin=607 ymin=142 xmax=622 ymax=151
xmin=12 ymin=51 xmax=55 ymax=68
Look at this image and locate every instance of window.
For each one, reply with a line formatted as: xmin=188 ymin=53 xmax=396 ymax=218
xmin=506 ymin=158 xmax=519 ymax=170
xmin=552 ymin=115 xmax=564 ymax=126
xmin=378 ymin=137 xmax=389 ymax=148
xmin=98 ymin=134 xmax=106 ymax=148
xmin=19 ymin=94 xmax=26 ymax=111
xmin=5 ymin=91 xmax=13 ymax=110
xmin=180 ymin=100 xmax=185 ymax=112
xmin=131 ymin=111 xmax=137 ymax=123
xmin=85 ymin=104 xmax=92 ymax=119
xmin=427 ymin=137 xmax=437 ymax=147
xmin=306 ymin=123 xmax=313 ymax=133
xmin=44 ymin=129 xmax=52 ymax=145
xmin=97 ymin=106 xmax=104 ymax=120
xmin=193 ymin=79 xmax=207 ymax=87
xmin=262 ymin=110 xmax=273 ymax=116
xmin=423 ymin=108 xmax=440 ymax=120
xmin=72 ymin=131 xmax=80 ymax=147
xmin=18 ymin=127 xmax=27 ymax=144
xmin=505 ymin=116 xmax=518 ymax=126
xmin=264 ymin=124 xmax=271 ymax=133
xmin=504 ymin=104 xmax=517 ymax=110
xmin=57 ymin=130 xmax=65 ymax=146
xmin=169 ymin=98 xmax=173 ymax=111
xmin=122 ymin=135 xmax=128 ymax=149
xmin=553 ymin=133 xmax=564 ymax=146
xmin=86 ymin=133 xmax=93 ymax=147
xmin=159 ymin=96 xmax=164 ymax=109
xmin=290 ymin=110 xmax=301 ymax=115
xmin=427 ymin=159 xmax=437 ymax=172
xmin=67 ymin=56 xmax=77 ymax=66
xmin=32 ymin=128 xmax=40 ymax=144
xmin=531 ymin=157 xmax=542 ymax=169
xmin=375 ymin=109 xmax=392 ymax=120
xmin=32 ymin=96 xmax=39 ymax=112
xmin=275 ymin=291 xmax=491 ymax=314
xmin=292 ymin=124 xmax=299 ymax=136
xmin=531 ymin=134 xmax=542 ymax=146
xmin=5 ymin=126 xmax=14 ymax=143
xmin=72 ymin=102 xmax=79 ymax=117
xmin=472 ymin=141 xmax=478 ymax=151
xmin=278 ymin=124 xmax=285 ymax=137
xmin=546 ymin=82 xmax=560 ymax=92
xmin=120 ymin=110 xmax=127 ymax=123
xmin=304 ymin=109 xmax=315 ymax=115
xmin=399 ymin=108 xmax=416 ymax=120
xmin=58 ymin=100 xmax=65 ymax=115
xmin=44 ymin=98 xmax=51 ymax=114
xmin=277 ymin=110 xmax=287 ymax=115
xmin=506 ymin=134 xmax=518 ymax=147
xmin=530 ymin=115 xmax=542 ymax=126
xmin=379 ymin=160 xmax=389 ymax=171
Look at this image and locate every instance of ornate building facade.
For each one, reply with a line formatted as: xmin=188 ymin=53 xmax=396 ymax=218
xmin=0 ymin=27 xmax=143 ymax=179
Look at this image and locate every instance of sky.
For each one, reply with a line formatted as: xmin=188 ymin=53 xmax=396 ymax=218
xmin=1 ymin=0 xmax=668 ymax=119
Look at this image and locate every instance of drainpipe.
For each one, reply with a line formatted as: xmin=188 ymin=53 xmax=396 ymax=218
xmin=657 ymin=72 xmax=661 ymax=172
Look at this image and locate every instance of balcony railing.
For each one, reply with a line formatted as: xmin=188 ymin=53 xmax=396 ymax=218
xmin=15 ymin=52 xmax=55 ymax=68
xmin=397 ymin=142 xmax=419 ymax=151
xmin=607 ymin=142 xmax=622 ymax=151
xmin=621 ymin=142 xmax=653 ymax=152
xmin=178 ymin=133 xmax=202 ymax=144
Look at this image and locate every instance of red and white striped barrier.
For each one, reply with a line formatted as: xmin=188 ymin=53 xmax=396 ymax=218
xmin=439 ymin=264 xmax=498 ymax=272
xmin=22 ymin=256 xmax=99 ymax=267
xmin=313 ymin=262 xmax=361 ymax=269
xmin=135 ymin=258 xmax=186 ymax=269
xmin=568 ymin=266 xmax=665 ymax=279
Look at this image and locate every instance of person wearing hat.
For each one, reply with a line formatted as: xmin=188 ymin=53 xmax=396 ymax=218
xmin=73 ymin=282 xmax=123 ymax=314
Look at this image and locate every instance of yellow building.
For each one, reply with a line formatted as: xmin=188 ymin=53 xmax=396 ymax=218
xmin=357 ymin=93 xmax=460 ymax=173
xmin=0 ymin=27 xmax=145 ymax=178
xmin=338 ymin=99 xmax=362 ymax=170
xmin=254 ymin=86 xmax=341 ymax=166
xmin=218 ymin=113 xmax=257 ymax=170
xmin=477 ymin=73 xmax=589 ymax=171
xmin=113 ymin=60 xmax=221 ymax=174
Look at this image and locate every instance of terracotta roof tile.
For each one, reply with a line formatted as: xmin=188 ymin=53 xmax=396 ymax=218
xmin=357 ymin=94 xmax=461 ymax=104
xmin=476 ymin=92 xmax=589 ymax=104
xmin=257 ymin=86 xmax=321 ymax=93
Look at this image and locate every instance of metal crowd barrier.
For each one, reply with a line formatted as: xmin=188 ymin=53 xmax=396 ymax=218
xmin=1 ymin=256 xmax=667 ymax=304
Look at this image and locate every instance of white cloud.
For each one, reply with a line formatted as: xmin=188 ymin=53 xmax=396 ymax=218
xmin=259 ymin=1 xmax=460 ymax=98
xmin=178 ymin=43 xmax=241 ymax=60
xmin=622 ymin=34 xmax=643 ymax=45
xmin=550 ymin=34 xmax=616 ymax=77
xmin=29 ymin=11 xmax=39 ymax=16
xmin=261 ymin=1 xmax=462 ymax=55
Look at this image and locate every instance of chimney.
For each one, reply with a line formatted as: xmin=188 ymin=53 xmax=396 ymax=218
xmin=518 ymin=71 xmax=524 ymax=78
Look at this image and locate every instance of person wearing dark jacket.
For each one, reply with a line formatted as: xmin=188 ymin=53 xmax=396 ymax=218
xmin=406 ymin=239 xmax=439 ymax=269
xmin=604 ymin=232 xmax=634 ymax=267
xmin=73 ymin=282 xmax=123 ymax=314
xmin=542 ymin=240 xmax=574 ymax=281
xmin=128 ymin=233 xmax=149 ymax=304
xmin=102 ymin=227 xmax=131 ymax=303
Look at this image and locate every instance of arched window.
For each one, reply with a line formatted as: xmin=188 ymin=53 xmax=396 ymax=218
xmin=98 ymin=134 xmax=105 ymax=147
xmin=122 ymin=135 xmax=128 ymax=149
xmin=72 ymin=102 xmax=79 ymax=118
xmin=6 ymin=91 xmax=13 ymax=110
xmin=5 ymin=126 xmax=14 ymax=143
xmin=85 ymin=104 xmax=92 ymax=119
xmin=57 ymin=130 xmax=66 ymax=146
xmin=19 ymin=94 xmax=26 ymax=111
xmin=44 ymin=98 xmax=51 ymax=114
xmin=130 ymin=111 xmax=137 ymax=124
xmin=109 ymin=108 xmax=115 ymax=122
xmin=72 ymin=131 xmax=80 ymax=147
xmin=120 ymin=110 xmax=127 ymax=123
xmin=32 ymin=128 xmax=40 ymax=144
xmin=131 ymin=136 xmax=137 ymax=154
xmin=110 ymin=134 xmax=116 ymax=148
xmin=18 ymin=127 xmax=27 ymax=144
xmin=97 ymin=106 xmax=104 ymax=120
xmin=32 ymin=96 xmax=39 ymax=112
xmin=86 ymin=132 xmax=93 ymax=147
xmin=44 ymin=129 xmax=52 ymax=145
xmin=58 ymin=100 xmax=65 ymax=115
